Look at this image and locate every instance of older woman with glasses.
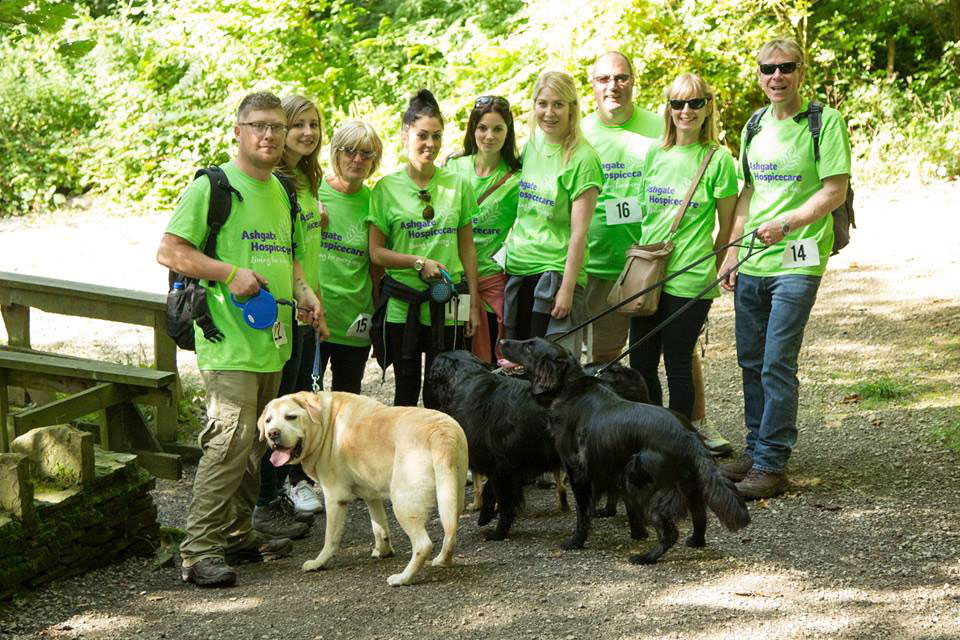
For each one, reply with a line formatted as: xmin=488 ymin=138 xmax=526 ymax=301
xmin=629 ymin=73 xmax=737 ymax=423
xmin=368 ymin=89 xmax=482 ymax=407
xmin=503 ymin=71 xmax=602 ymax=354
xmin=445 ymin=95 xmax=521 ymax=363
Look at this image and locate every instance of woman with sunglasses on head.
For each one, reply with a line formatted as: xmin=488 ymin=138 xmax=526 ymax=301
xmin=253 ymin=94 xmax=331 ymax=537
xmin=368 ymin=89 xmax=482 ymax=407
xmin=445 ymin=95 xmax=521 ymax=363
xmin=629 ymin=73 xmax=737 ymax=423
xmin=503 ymin=71 xmax=602 ymax=352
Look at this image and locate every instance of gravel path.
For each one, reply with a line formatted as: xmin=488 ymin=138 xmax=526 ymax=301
xmin=1 ymin=181 xmax=959 ymax=639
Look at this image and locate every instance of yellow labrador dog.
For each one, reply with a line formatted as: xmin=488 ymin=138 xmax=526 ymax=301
xmin=258 ymin=391 xmax=468 ymax=586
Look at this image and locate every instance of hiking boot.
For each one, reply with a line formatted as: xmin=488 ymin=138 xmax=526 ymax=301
xmin=736 ymin=468 xmax=788 ymax=499
xmin=694 ymin=419 xmax=734 ymax=457
xmin=180 ymin=557 xmax=237 ymax=587
xmin=226 ymin=535 xmax=294 ymax=565
xmin=286 ymin=479 xmax=324 ymax=514
xmin=253 ymin=499 xmax=311 ymax=539
xmin=720 ymin=452 xmax=753 ymax=482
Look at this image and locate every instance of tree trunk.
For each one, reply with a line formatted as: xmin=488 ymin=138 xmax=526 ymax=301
xmin=886 ymin=35 xmax=896 ymax=81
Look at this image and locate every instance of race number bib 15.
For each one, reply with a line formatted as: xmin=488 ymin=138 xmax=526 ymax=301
xmin=604 ymin=197 xmax=641 ymax=226
xmin=782 ymin=238 xmax=820 ymax=268
xmin=345 ymin=313 xmax=372 ymax=339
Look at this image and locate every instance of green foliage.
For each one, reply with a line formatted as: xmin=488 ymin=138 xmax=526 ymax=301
xmin=929 ymin=420 xmax=960 ymax=453
xmin=0 ymin=0 xmax=958 ymax=215
xmin=851 ymin=377 xmax=914 ymax=402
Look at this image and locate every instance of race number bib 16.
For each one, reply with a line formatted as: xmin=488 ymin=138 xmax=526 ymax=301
xmin=782 ymin=238 xmax=820 ymax=268
xmin=604 ymin=197 xmax=641 ymax=226
xmin=345 ymin=313 xmax=372 ymax=339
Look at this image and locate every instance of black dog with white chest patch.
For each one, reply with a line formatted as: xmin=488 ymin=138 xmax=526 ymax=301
xmin=500 ymin=337 xmax=750 ymax=564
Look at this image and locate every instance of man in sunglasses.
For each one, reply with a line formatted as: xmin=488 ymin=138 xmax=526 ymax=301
xmin=581 ymin=51 xmax=662 ymax=365
xmin=157 ymin=91 xmax=327 ymax=587
xmin=719 ymin=38 xmax=851 ymax=498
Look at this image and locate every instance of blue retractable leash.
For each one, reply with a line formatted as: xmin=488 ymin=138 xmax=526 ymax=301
xmin=420 ymin=268 xmax=455 ymax=303
xmin=231 ymin=288 xmax=304 ymax=329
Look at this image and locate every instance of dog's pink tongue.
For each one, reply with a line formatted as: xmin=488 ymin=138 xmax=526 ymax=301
xmin=270 ymin=448 xmax=292 ymax=467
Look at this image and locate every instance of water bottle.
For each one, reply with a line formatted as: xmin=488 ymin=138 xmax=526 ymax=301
xmin=172 ymin=281 xmax=184 ymax=292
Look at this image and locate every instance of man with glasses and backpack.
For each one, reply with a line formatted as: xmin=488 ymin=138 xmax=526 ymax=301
xmin=157 ymin=91 xmax=328 ymax=587
xmin=719 ymin=38 xmax=851 ymax=498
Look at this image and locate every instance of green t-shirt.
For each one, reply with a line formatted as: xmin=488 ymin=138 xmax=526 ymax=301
xmin=367 ymin=167 xmax=477 ymax=325
xmin=504 ymin=134 xmax=603 ymax=286
xmin=315 ymin=179 xmax=374 ymax=347
xmin=582 ymin=107 xmax=664 ymax=280
xmin=292 ymin=172 xmax=323 ymax=292
xmin=445 ymin=155 xmax=519 ymax=278
xmin=165 ymin=160 xmax=294 ymax=372
xmin=640 ymin=143 xmax=738 ymax=299
xmin=736 ymin=100 xmax=852 ymax=277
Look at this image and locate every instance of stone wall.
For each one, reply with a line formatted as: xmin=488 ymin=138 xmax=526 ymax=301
xmin=0 ymin=425 xmax=160 ymax=600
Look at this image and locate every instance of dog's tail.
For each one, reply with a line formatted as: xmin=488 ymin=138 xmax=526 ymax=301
xmin=696 ymin=452 xmax=750 ymax=532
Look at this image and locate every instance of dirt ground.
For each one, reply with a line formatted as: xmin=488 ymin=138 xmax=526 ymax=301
xmin=1 ymin=180 xmax=959 ymax=640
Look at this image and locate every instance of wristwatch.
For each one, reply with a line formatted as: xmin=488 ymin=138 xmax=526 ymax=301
xmin=777 ymin=216 xmax=791 ymax=235
xmin=414 ymin=258 xmax=425 ymax=272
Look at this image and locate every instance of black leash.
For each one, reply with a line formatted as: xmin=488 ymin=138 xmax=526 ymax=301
xmin=592 ymin=230 xmax=767 ymax=376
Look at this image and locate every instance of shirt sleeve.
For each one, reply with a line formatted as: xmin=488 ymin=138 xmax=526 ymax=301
xmin=457 ymin=174 xmax=479 ymax=229
xmin=816 ymin=108 xmax=852 ymax=179
xmin=735 ymin=121 xmax=750 ymax=182
xmin=712 ymin=147 xmax=740 ymax=200
xmin=165 ymin=175 xmax=212 ymax=249
xmin=366 ymin=179 xmax=392 ymax=238
xmin=560 ymin=143 xmax=604 ymax=201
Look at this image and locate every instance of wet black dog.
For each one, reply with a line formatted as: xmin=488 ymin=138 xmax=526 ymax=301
xmin=499 ymin=337 xmax=750 ymax=564
xmin=426 ymin=350 xmax=650 ymax=541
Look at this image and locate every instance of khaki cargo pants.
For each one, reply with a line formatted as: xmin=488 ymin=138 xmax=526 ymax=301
xmin=179 ymin=370 xmax=282 ymax=567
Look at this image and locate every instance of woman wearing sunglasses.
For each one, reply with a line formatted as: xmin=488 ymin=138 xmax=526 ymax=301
xmin=629 ymin=73 xmax=737 ymax=423
xmin=368 ymin=89 xmax=482 ymax=406
xmin=503 ymin=71 xmax=602 ymax=351
xmin=445 ymin=95 xmax=521 ymax=362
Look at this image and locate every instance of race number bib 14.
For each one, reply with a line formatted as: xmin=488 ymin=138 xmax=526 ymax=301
xmin=604 ymin=197 xmax=641 ymax=226
xmin=345 ymin=313 xmax=372 ymax=339
xmin=782 ymin=238 xmax=820 ymax=268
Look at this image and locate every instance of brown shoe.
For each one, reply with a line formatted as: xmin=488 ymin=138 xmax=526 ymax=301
xmin=736 ymin=469 xmax=788 ymax=499
xmin=180 ymin=557 xmax=237 ymax=587
xmin=720 ymin=453 xmax=753 ymax=481
xmin=226 ymin=536 xmax=293 ymax=565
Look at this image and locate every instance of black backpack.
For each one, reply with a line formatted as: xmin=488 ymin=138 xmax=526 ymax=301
xmin=742 ymin=101 xmax=855 ymax=255
xmin=165 ymin=166 xmax=301 ymax=351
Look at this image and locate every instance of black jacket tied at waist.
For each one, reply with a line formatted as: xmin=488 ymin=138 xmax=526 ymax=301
xmin=371 ymin=274 xmax=468 ymax=372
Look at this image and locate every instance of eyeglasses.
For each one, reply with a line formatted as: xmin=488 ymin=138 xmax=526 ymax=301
xmin=758 ymin=62 xmax=800 ymax=75
xmin=417 ymin=190 xmax=434 ymax=220
xmin=668 ymin=98 xmax=710 ymax=110
xmin=239 ymin=122 xmax=288 ymax=136
xmin=474 ymin=95 xmax=510 ymax=110
xmin=593 ymin=74 xmax=632 ymax=86
xmin=337 ymin=146 xmax=376 ymax=161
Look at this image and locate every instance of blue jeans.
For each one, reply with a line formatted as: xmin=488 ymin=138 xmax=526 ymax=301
xmin=734 ymin=274 xmax=821 ymax=473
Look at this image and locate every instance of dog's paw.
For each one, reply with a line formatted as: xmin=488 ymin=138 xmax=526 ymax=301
xmin=629 ymin=552 xmax=658 ymax=565
xmin=685 ymin=534 xmax=706 ymax=548
xmin=430 ymin=556 xmax=453 ymax=568
xmin=630 ymin=527 xmax=649 ymax=541
xmin=387 ymin=573 xmax=411 ymax=587
xmin=371 ymin=546 xmax=395 ymax=559
xmin=484 ymin=529 xmax=508 ymax=542
xmin=593 ymin=506 xmax=616 ymax=518
xmin=301 ymin=559 xmax=326 ymax=572
xmin=560 ymin=537 xmax=585 ymax=551
xmin=477 ymin=514 xmax=493 ymax=527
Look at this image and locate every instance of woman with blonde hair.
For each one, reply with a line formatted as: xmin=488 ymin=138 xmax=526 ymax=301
xmin=629 ymin=73 xmax=737 ymax=420
xmin=503 ymin=71 xmax=602 ymax=350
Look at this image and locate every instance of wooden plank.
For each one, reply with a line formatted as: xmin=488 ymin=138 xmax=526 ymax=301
xmin=1 ymin=302 xmax=31 ymax=405
xmin=1 ymin=289 xmax=156 ymax=326
xmin=131 ymin=449 xmax=182 ymax=480
xmin=153 ymin=311 xmax=179 ymax=443
xmin=160 ymin=441 xmax=202 ymax=464
xmin=0 ymin=271 xmax=165 ymax=315
xmin=0 ymin=370 xmax=9 ymax=453
xmin=11 ymin=383 xmax=133 ymax=434
xmin=0 ymin=350 xmax=175 ymax=387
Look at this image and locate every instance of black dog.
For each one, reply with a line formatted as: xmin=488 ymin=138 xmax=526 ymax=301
xmin=426 ymin=350 xmax=651 ymax=541
xmin=499 ymin=337 xmax=750 ymax=564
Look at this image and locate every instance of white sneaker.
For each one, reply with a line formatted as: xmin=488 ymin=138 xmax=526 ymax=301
xmin=286 ymin=480 xmax=324 ymax=513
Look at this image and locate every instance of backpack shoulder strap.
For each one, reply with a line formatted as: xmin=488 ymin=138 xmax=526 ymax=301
xmin=272 ymin=172 xmax=302 ymax=245
xmin=804 ymin=100 xmax=824 ymax=163
xmin=195 ymin=166 xmax=241 ymax=259
xmin=742 ymin=106 xmax=768 ymax=186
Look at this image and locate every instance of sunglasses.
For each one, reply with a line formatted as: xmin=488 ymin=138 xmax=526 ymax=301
xmin=417 ymin=189 xmax=434 ymax=220
xmin=759 ymin=62 xmax=800 ymax=75
xmin=337 ymin=146 xmax=376 ymax=161
xmin=668 ymin=97 xmax=710 ymax=110
xmin=474 ymin=95 xmax=510 ymax=110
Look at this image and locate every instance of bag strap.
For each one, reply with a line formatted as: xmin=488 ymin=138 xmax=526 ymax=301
xmin=741 ymin=106 xmax=767 ymax=187
xmin=477 ymin=170 xmax=515 ymax=206
xmin=195 ymin=166 xmax=241 ymax=286
xmin=669 ymin=145 xmax=718 ymax=236
xmin=272 ymin=171 xmax=302 ymax=244
xmin=801 ymin=100 xmax=824 ymax=163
